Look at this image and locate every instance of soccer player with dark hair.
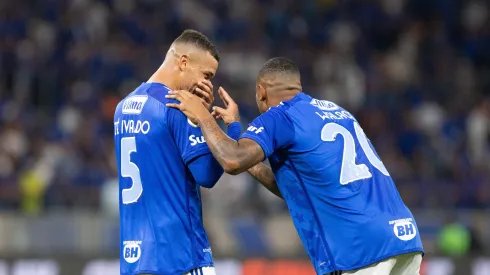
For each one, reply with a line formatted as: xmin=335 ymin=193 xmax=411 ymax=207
xmin=114 ymin=29 xmax=240 ymax=275
xmin=167 ymin=57 xmax=424 ymax=275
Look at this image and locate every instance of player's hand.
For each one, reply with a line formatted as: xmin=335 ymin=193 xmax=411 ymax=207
xmin=193 ymin=80 xmax=214 ymax=110
xmin=166 ymin=90 xmax=210 ymax=124
xmin=211 ymin=87 xmax=240 ymax=126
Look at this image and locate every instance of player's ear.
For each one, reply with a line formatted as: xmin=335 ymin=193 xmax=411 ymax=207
xmin=178 ymin=55 xmax=189 ymax=72
xmin=257 ymin=84 xmax=267 ymax=101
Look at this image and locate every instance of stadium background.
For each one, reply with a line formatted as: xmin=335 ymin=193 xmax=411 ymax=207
xmin=0 ymin=0 xmax=490 ymax=274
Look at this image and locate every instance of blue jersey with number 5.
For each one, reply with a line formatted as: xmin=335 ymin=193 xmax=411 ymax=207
xmin=240 ymin=92 xmax=424 ymax=275
xmin=114 ymin=83 xmax=214 ymax=275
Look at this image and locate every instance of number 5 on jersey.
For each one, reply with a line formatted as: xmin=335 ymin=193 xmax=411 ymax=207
xmin=121 ymin=137 xmax=143 ymax=204
xmin=321 ymin=121 xmax=389 ymax=185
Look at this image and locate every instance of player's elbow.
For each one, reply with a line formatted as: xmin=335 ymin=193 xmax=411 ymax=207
xmin=225 ymin=168 xmax=241 ymax=175
xmin=222 ymin=161 xmax=243 ymax=175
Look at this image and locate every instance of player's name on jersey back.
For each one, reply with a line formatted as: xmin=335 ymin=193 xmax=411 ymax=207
xmin=114 ymin=119 xmax=150 ymax=136
xmin=310 ymin=99 xmax=355 ymax=121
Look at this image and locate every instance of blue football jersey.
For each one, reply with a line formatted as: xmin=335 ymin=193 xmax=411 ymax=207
xmin=114 ymin=83 xmax=214 ymax=275
xmin=240 ymin=92 xmax=424 ymax=274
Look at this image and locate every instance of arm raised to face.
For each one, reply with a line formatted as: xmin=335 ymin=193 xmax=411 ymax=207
xmin=166 ymin=88 xmax=295 ymax=176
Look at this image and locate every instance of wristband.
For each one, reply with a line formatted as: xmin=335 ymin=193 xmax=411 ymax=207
xmin=227 ymin=122 xmax=242 ymax=140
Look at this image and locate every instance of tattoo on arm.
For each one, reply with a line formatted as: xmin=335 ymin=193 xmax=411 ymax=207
xmin=199 ymin=116 xmax=264 ymax=175
xmin=248 ymin=163 xmax=282 ymax=199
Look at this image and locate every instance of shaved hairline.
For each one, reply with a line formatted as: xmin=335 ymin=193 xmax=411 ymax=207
xmin=167 ymin=42 xmax=213 ymax=60
xmin=257 ymin=73 xmax=302 ymax=95
xmin=258 ymin=71 xmax=301 ymax=86
xmin=172 ymin=30 xmax=220 ymax=62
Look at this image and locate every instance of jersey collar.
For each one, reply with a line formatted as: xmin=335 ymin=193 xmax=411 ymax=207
xmin=283 ymin=92 xmax=310 ymax=105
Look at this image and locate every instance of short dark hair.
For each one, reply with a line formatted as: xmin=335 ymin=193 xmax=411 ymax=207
xmin=258 ymin=57 xmax=300 ymax=79
xmin=174 ymin=29 xmax=220 ymax=62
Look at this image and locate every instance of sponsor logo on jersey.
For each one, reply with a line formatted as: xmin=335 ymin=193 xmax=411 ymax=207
xmin=389 ymin=218 xmax=417 ymax=241
xmin=203 ymin=247 xmax=212 ymax=254
xmin=310 ymin=99 xmax=339 ymax=111
xmin=247 ymin=126 xmax=264 ymax=134
xmin=122 ymin=96 xmax=148 ymax=115
xmin=189 ymin=135 xmax=206 ymax=146
xmin=122 ymin=241 xmax=142 ymax=263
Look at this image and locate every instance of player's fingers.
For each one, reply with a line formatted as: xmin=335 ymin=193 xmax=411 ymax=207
xmin=166 ymin=103 xmax=182 ymax=110
xmin=165 ymin=94 xmax=180 ymax=101
xmin=169 ymin=90 xmax=192 ymax=100
xmin=178 ymin=90 xmax=192 ymax=100
xmin=194 ymin=87 xmax=212 ymax=103
xmin=211 ymin=109 xmax=222 ymax=119
xmin=218 ymin=87 xmax=235 ymax=106
xmin=212 ymin=106 xmax=227 ymax=116
xmin=197 ymin=81 xmax=212 ymax=93
xmin=199 ymin=98 xmax=209 ymax=107
xmin=197 ymin=83 xmax=213 ymax=104
xmin=218 ymin=87 xmax=228 ymax=107
xmin=211 ymin=109 xmax=218 ymax=117
xmin=200 ymin=80 xmax=214 ymax=91
xmin=166 ymin=90 xmax=184 ymax=100
xmin=184 ymin=91 xmax=197 ymax=100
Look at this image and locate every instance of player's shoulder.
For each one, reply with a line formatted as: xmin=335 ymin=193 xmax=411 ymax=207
xmin=144 ymin=82 xmax=172 ymax=105
xmin=291 ymin=92 xmax=344 ymax=112
xmin=264 ymin=93 xmax=305 ymax=115
xmin=257 ymin=93 xmax=314 ymax=124
xmin=144 ymin=82 xmax=189 ymax=120
xmin=265 ymin=92 xmax=316 ymax=119
xmin=260 ymin=103 xmax=290 ymax=122
xmin=115 ymin=82 xmax=175 ymax=120
xmin=309 ymin=98 xmax=342 ymax=111
xmin=255 ymin=102 xmax=296 ymax=133
xmin=115 ymin=90 xmax=142 ymax=117
xmin=120 ymin=82 xmax=173 ymax=107
xmin=143 ymin=83 xmax=196 ymax=128
xmin=292 ymin=93 xmax=352 ymax=115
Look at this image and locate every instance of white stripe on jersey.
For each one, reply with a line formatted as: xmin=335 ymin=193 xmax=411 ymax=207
xmin=185 ymin=266 xmax=216 ymax=275
xmin=202 ymin=267 xmax=216 ymax=275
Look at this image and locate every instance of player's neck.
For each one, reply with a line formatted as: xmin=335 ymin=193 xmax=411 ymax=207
xmin=270 ymin=89 xmax=301 ymax=106
xmin=147 ymin=67 xmax=178 ymax=90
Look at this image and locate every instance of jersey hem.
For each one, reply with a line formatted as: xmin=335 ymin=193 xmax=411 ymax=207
xmin=318 ymin=248 xmax=424 ymax=274
xmin=123 ymin=262 xmax=215 ymax=275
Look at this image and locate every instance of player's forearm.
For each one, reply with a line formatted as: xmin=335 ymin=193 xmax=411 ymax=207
xmin=248 ymin=163 xmax=283 ymax=199
xmin=198 ymin=115 xmax=257 ymax=175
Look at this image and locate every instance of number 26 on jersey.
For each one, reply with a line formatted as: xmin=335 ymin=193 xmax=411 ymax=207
xmin=321 ymin=121 xmax=389 ymax=185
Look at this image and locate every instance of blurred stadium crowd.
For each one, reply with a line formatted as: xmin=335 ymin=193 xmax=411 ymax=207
xmin=1 ymin=0 xmax=490 ymax=217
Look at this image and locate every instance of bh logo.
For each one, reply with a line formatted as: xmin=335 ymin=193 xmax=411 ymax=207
xmin=123 ymin=241 xmax=142 ymax=263
xmin=391 ymin=219 xmax=417 ymax=241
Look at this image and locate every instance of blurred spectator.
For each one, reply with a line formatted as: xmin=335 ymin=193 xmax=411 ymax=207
xmin=467 ymin=98 xmax=490 ymax=171
xmin=0 ymin=0 xmax=489 ymax=216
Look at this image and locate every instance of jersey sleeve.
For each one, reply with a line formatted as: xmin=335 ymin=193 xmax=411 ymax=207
xmin=187 ymin=153 xmax=223 ymax=188
xmin=167 ymin=106 xmax=211 ymax=164
xmin=239 ymin=108 xmax=295 ymax=159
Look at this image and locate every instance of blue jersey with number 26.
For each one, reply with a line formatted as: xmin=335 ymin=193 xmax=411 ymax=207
xmin=114 ymin=83 xmax=214 ymax=275
xmin=240 ymin=92 xmax=424 ymax=275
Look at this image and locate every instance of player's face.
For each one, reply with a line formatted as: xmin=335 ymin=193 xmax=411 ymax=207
xmin=181 ymin=51 xmax=218 ymax=92
xmin=255 ymin=82 xmax=269 ymax=114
